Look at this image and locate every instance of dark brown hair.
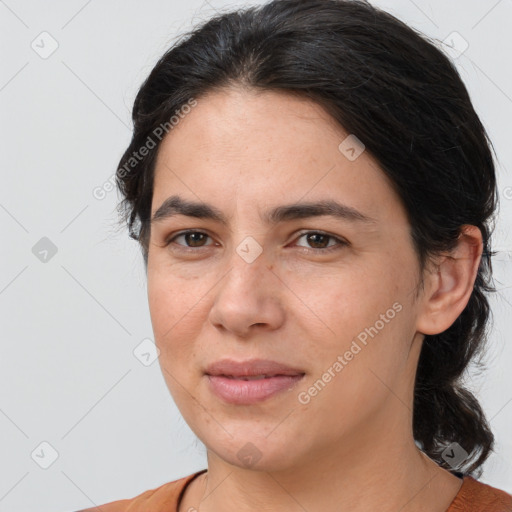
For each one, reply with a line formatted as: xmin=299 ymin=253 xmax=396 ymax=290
xmin=115 ymin=0 xmax=499 ymax=476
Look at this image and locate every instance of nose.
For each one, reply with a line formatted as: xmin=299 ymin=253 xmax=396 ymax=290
xmin=207 ymin=246 xmax=286 ymax=338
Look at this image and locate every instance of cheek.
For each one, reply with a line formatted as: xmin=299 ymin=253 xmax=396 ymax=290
xmin=147 ymin=261 xmax=202 ymax=331
xmin=285 ymin=259 xmax=396 ymax=343
xmin=293 ymin=255 xmax=414 ymax=377
xmin=147 ymin=271 xmax=197 ymax=362
xmin=327 ymin=262 xmax=418 ymax=393
xmin=147 ymin=276 xmax=201 ymax=410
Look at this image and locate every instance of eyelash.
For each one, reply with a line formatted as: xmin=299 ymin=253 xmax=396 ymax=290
xmin=164 ymin=229 xmax=348 ymax=254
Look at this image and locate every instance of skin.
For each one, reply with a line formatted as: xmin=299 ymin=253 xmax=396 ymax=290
xmin=146 ymin=87 xmax=482 ymax=512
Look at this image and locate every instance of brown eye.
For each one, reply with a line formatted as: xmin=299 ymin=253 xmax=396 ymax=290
xmin=167 ymin=230 xmax=213 ymax=248
xmin=183 ymin=232 xmax=208 ymax=247
xmin=305 ymin=233 xmax=330 ymax=249
xmin=294 ymin=231 xmax=347 ymax=252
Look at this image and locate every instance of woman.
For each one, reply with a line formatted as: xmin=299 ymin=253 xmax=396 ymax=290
xmin=78 ymin=0 xmax=512 ymax=510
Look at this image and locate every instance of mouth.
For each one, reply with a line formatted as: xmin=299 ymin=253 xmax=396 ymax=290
xmin=219 ymin=373 xmax=301 ymax=380
xmin=205 ymin=358 xmax=305 ymax=378
xmin=206 ymin=374 xmax=305 ymax=404
xmin=204 ymin=359 xmax=306 ymax=405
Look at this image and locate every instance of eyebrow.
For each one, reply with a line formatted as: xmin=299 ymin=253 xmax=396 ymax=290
xmin=150 ymin=195 xmax=377 ymax=226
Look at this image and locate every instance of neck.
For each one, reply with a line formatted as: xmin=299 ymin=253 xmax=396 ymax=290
xmin=186 ymin=401 xmax=462 ymax=512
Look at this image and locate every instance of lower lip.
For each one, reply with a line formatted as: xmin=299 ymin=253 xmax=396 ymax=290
xmin=207 ymin=374 xmax=305 ymax=404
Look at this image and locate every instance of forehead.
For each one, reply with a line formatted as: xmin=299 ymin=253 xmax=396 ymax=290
xmin=156 ymin=87 xmax=344 ymax=159
xmin=151 ymin=87 xmax=403 ymax=225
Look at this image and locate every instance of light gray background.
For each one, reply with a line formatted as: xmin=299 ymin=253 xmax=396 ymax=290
xmin=0 ymin=1 xmax=511 ymax=511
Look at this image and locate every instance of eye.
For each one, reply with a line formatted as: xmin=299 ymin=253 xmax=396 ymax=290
xmin=294 ymin=231 xmax=348 ymax=253
xmin=164 ymin=229 xmax=348 ymax=253
xmin=166 ymin=230 xmax=214 ymax=250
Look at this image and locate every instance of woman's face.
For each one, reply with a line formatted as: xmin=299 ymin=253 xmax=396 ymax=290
xmin=147 ymin=87 xmax=427 ymax=471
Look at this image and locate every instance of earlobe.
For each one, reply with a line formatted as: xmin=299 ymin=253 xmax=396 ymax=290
xmin=416 ymin=225 xmax=483 ymax=336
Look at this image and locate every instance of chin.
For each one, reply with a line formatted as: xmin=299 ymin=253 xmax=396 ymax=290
xmin=204 ymin=432 xmax=302 ymax=473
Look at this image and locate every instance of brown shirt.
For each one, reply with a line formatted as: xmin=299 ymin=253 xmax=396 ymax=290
xmin=76 ymin=469 xmax=512 ymax=512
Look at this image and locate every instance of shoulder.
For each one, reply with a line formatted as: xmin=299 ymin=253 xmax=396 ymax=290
xmin=73 ymin=469 xmax=207 ymax=512
xmin=448 ymin=475 xmax=512 ymax=511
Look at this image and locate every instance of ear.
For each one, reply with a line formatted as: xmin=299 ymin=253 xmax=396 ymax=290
xmin=416 ymin=225 xmax=483 ymax=336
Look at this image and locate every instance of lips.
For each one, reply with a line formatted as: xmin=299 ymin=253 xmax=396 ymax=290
xmin=204 ymin=358 xmax=306 ymax=405
xmin=204 ymin=358 xmax=305 ymax=378
xmin=224 ymin=375 xmax=277 ymax=380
